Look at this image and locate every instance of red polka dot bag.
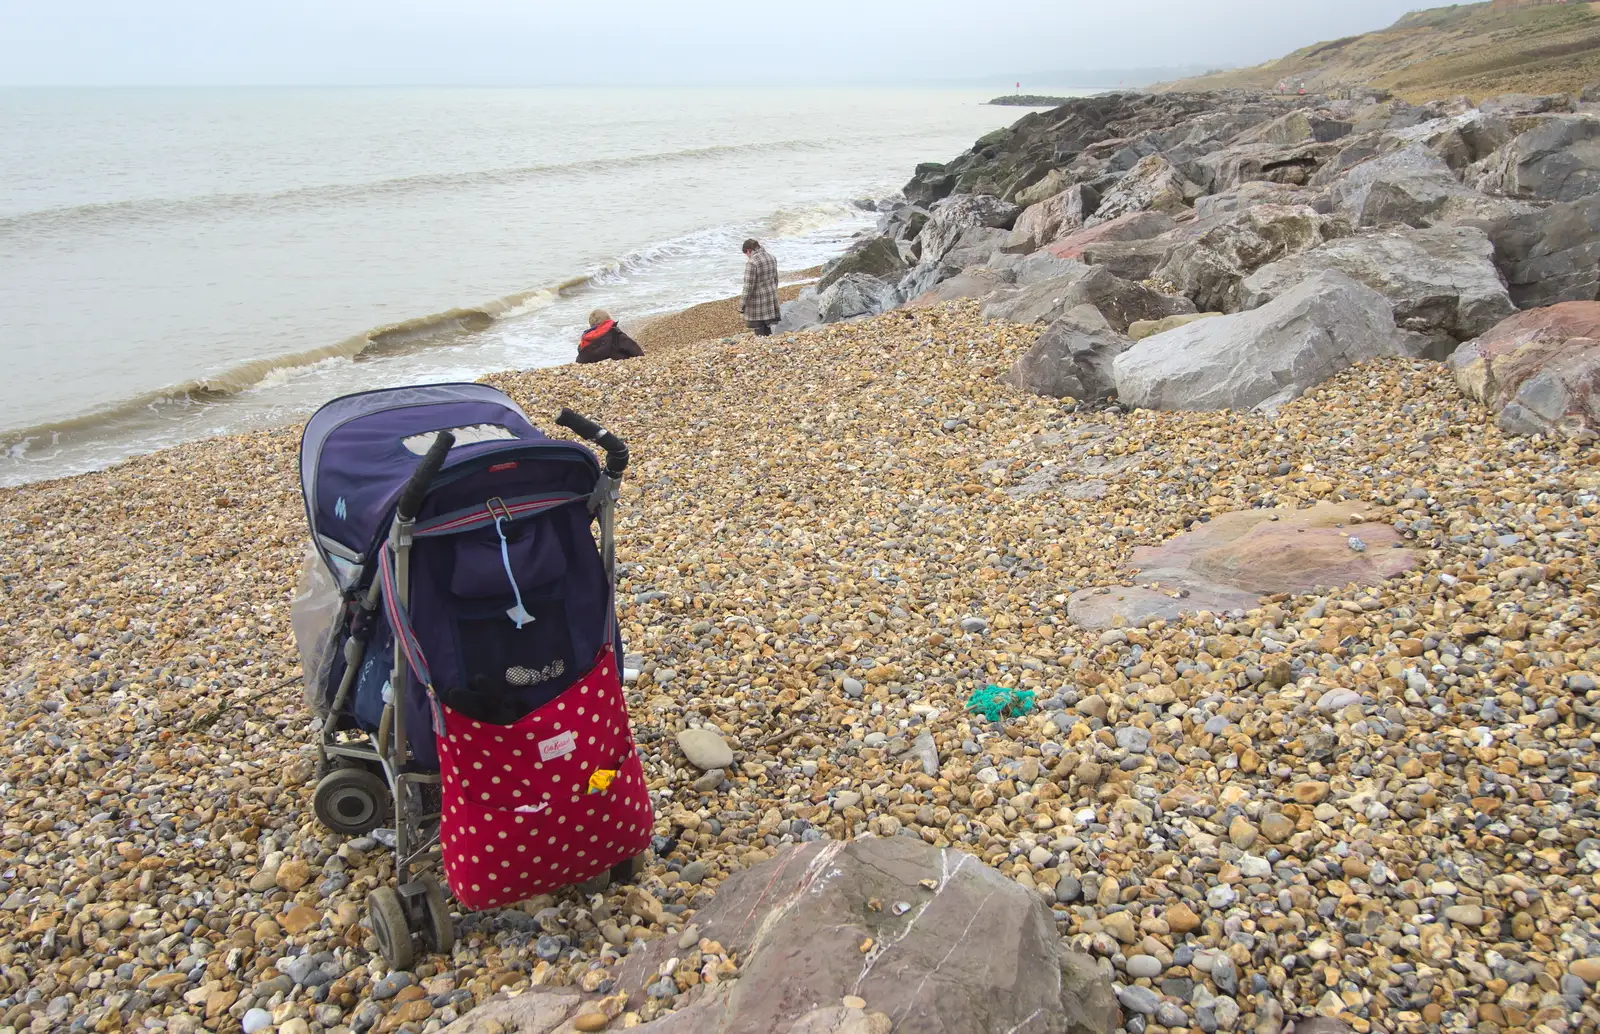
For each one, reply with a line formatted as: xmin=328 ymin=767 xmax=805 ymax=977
xmin=434 ymin=647 xmax=652 ymax=910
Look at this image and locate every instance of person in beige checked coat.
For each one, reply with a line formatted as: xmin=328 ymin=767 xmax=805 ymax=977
xmin=738 ymin=238 xmax=781 ymax=336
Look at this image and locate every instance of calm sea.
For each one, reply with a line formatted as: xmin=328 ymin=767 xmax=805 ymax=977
xmin=0 ymin=86 xmax=1075 ymax=486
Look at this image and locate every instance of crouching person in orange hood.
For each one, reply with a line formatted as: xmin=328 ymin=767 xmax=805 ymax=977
xmin=577 ymin=309 xmax=644 ymax=364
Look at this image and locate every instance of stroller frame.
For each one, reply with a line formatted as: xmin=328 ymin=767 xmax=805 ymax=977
xmin=307 ymin=406 xmax=630 ymax=970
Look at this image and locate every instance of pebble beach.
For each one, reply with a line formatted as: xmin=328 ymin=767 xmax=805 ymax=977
xmin=2 ymin=301 xmax=1599 ymax=1034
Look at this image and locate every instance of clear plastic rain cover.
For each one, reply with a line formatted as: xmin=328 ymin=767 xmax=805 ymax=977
xmin=291 ymin=543 xmax=342 ymax=714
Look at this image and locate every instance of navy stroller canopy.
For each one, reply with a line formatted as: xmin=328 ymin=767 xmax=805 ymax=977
xmin=299 ymin=384 xmax=602 ymax=588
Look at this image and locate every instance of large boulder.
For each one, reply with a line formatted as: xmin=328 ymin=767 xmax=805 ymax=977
xmin=1449 ymin=302 xmax=1600 ymax=438
xmin=993 ymin=250 xmax=1088 ymax=287
xmin=1189 ymin=140 xmax=1343 ymax=193
xmin=983 ymin=265 xmax=1195 ymax=332
xmin=1088 ymin=155 xmax=1202 ymax=225
xmin=917 ymin=194 xmax=1020 ymax=264
xmin=1231 ymin=109 xmax=1354 ymax=147
xmin=1470 ymin=114 xmax=1600 ymax=202
xmin=1047 ymin=211 xmax=1177 ymax=260
xmin=1078 ymin=238 xmax=1180 ymax=282
xmin=1067 ymin=503 xmax=1416 ymax=630
xmin=775 ymin=291 xmax=823 ymax=334
xmin=1478 ymin=93 xmax=1573 ymax=116
xmin=1005 ymin=184 xmax=1101 ymax=253
xmin=938 ymin=225 xmax=1009 ymax=273
xmin=1152 ymin=204 xmax=1347 ymax=314
xmin=1194 ymin=180 xmax=1325 ymax=220
xmin=1478 ymin=193 xmax=1600 ymax=309
xmin=879 ymin=204 xmax=930 ymax=243
xmin=616 ymin=838 xmax=1121 ymax=1034
xmin=1333 ymin=145 xmax=1521 ymax=228
xmin=1002 ymin=304 xmax=1130 ymax=401
xmin=1383 ymin=111 xmax=1518 ymax=173
xmin=1239 ymin=224 xmax=1515 ymax=343
xmin=817 ymin=236 xmax=908 ymax=293
xmin=817 ymin=274 xmax=899 ymax=324
xmin=907 ymin=266 xmax=1011 ymax=307
xmin=1112 ymin=270 xmax=1419 ymax=413
xmin=1012 ymin=168 xmax=1069 ymax=208
xmin=1128 ymin=311 xmax=1222 ymax=340
xmin=897 ymin=225 xmax=1010 ymax=300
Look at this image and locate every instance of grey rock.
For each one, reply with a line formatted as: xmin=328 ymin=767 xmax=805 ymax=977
xmin=1113 ymin=270 xmax=1417 ymax=413
xmin=988 ymin=265 xmax=1196 ymax=333
xmin=1005 ymin=184 xmax=1101 ymax=253
xmin=610 ymin=837 xmax=1120 ymax=1034
xmin=959 ymin=616 xmax=989 ymax=633
xmin=1471 ymin=114 xmax=1600 ymax=202
xmin=1118 ymin=985 xmax=1162 ymax=1016
xmin=1157 ymin=1003 xmax=1189 ymax=1028
xmin=841 ymin=677 xmax=865 ymax=699
xmin=1090 ymin=156 xmax=1203 ymax=225
xmin=1334 ymin=145 xmax=1516 ymax=228
xmin=911 ymin=731 xmax=940 ymax=777
xmin=679 ymin=861 xmax=707 ymax=886
xmin=1478 ymin=193 xmax=1600 ymax=309
xmin=1153 ymin=204 xmax=1345 ymax=314
xmin=677 ymin=728 xmax=734 ymax=771
xmin=1125 ymin=955 xmax=1164 ymax=980
xmin=1239 ymin=224 xmax=1515 ymax=341
xmin=1317 ymin=688 xmax=1364 ymax=714
xmin=1194 ymin=181 xmax=1322 ymax=220
xmin=774 ymin=292 xmax=822 ymax=334
xmin=692 ymin=769 xmax=725 ymax=792
xmin=1115 ymin=727 xmax=1151 ymax=754
xmin=1001 ymin=304 xmax=1132 ymax=402
xmin=918 ymin=194 xmax=1020 ymax=263
xmin=372 ymin=971 xmax=413 ymax=1000
xmin=904 ymin=266 xmax=1011 ymax=307
xmin=817 ymin=236 xmax=908 ymax=293
xmin=817 ymin=273 xmax=899 ymax=324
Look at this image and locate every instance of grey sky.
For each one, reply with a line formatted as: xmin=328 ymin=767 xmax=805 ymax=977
xmin=3 ymin=0 xmax=1430 ymax=86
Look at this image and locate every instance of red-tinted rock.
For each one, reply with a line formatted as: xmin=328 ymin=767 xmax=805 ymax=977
xmin=1068 ymin=503 xmax=1415 ymax=630
xmin=1449 ymin=301 xmax=1600 ymax=437
xmin=1047 ymin=212 xmax=1176 ymax=261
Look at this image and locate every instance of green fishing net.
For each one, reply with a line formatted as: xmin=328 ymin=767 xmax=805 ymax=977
xmin=965 ymin=684 xmax=1035 ymax=721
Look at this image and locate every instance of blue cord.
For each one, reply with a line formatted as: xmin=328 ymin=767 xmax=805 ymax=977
xmin=495 ymin=516 xmax=534 ymax=628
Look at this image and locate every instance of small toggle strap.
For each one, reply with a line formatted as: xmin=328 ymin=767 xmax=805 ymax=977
xmin=487 ymin=497 xmax=535 ymax=628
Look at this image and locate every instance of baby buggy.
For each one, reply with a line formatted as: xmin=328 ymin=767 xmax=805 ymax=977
xmin=291 ymin=384 xmax=652 ymax=969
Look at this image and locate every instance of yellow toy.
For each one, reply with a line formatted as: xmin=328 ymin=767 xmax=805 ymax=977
xmin=587 ymin=769 xmax=617 ymax=795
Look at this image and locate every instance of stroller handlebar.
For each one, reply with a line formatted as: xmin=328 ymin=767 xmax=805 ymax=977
xmin=557 ymin=409 xmax=629 ymax=477
xmin=396 ymin=430 xmax=456 ymax=522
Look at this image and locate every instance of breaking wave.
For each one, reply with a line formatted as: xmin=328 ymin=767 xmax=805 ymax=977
xmin=0 ymin=197 xmax=872 ymax=460
xmin=0 ymin=138 xmax=831 ymax=238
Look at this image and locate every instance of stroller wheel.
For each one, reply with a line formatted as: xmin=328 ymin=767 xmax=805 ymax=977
xmin=367 ymin=886 xmax=414 ymax=971
xmin=418 ymin=877 xmax=455 ymax=955
xmin=313 ymin=767 xmax=391 ymax=836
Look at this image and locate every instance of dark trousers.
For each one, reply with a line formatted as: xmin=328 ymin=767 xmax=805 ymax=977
xmin=749 ymin=320 xmax=774 ymax=337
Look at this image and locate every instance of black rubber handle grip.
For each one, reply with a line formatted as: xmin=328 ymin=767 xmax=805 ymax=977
xmin=395 ymin=430 xmax=455 ymax=522
xmin=557 ymin=408 xmax=629 ymax=477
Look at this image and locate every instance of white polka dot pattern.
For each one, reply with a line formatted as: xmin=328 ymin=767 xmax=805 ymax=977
xmin=436 ymin=648 xmax=653 ymax=911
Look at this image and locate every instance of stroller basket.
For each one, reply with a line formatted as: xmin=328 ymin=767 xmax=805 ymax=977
xmin=292 ymin=384 xmax=650 ymax=969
